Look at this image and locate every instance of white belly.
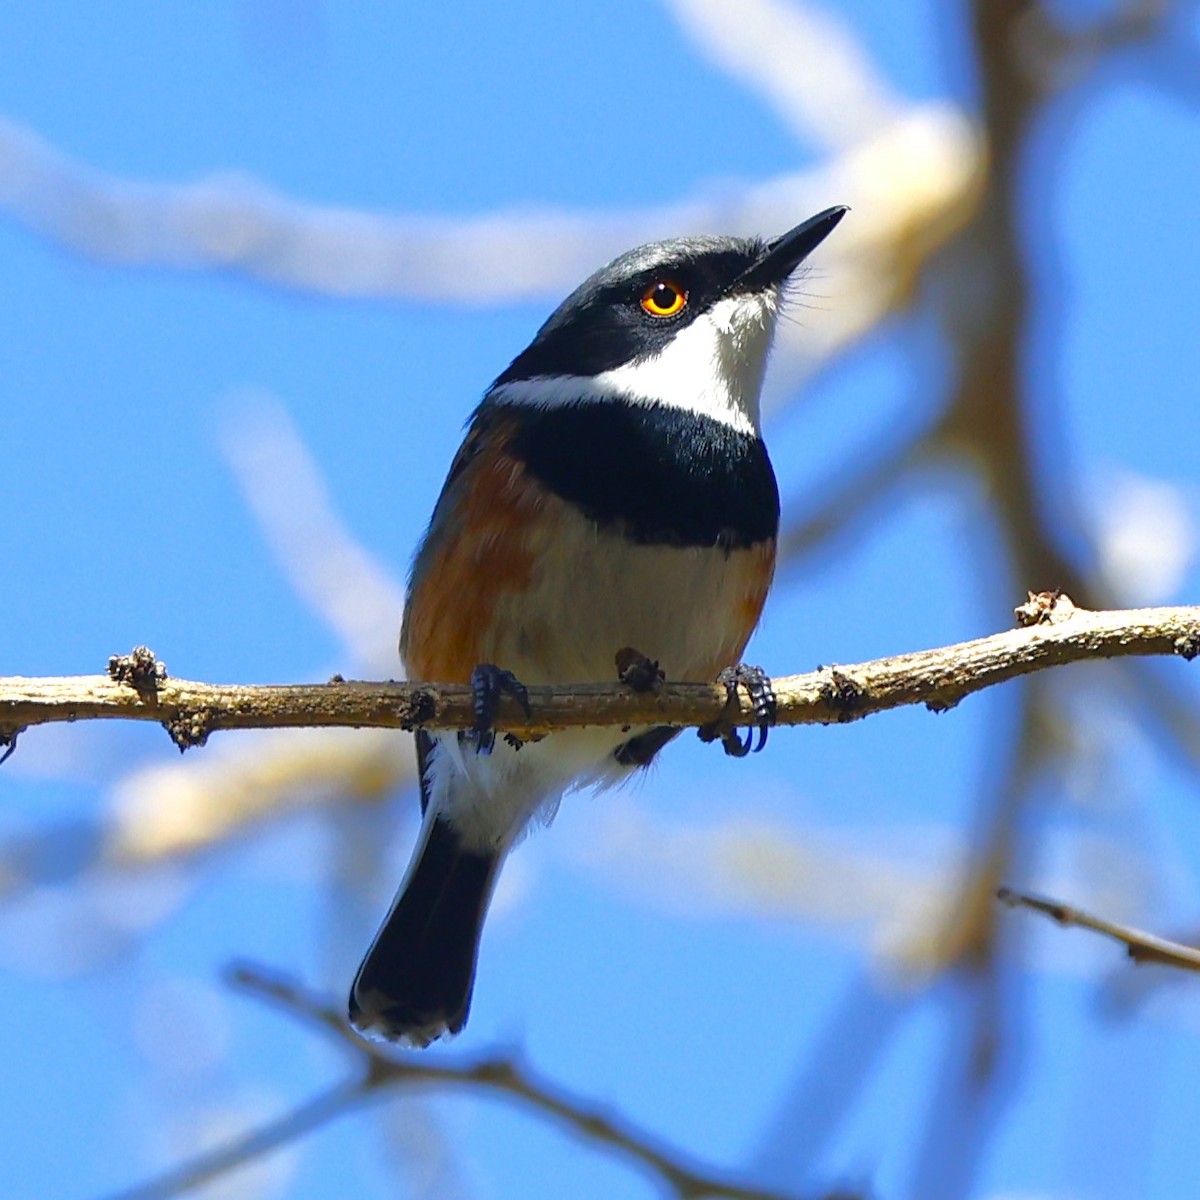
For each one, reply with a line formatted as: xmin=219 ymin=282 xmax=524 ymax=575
xmin=424 ymin=501 xmax=773 ymax=852
xmin=486 ymin=501 xmax=767 ymax=685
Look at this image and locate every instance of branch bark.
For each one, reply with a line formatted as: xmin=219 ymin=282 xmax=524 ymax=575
xmin=997 ymin=887 xmax=1200 ymax=972
xmin=1 ymin=599 xmax=1196 ymax=752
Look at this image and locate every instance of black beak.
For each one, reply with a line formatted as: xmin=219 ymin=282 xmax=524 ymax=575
xmin=733 ymin=206 xmax=848 ymax=293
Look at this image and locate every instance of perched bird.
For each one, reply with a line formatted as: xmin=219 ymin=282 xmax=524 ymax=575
xmin=349 ymin=206 xmax=847 ymax=1045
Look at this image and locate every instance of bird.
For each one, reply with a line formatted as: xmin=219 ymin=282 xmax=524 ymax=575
xmin=349 ymin=206 xmax=848 ymax=1046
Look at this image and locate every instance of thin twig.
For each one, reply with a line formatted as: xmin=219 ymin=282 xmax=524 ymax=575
xmin=105 ymin=963 xmax=811 ymax=1200
xmin=997 ymin=888 xmax=1200 ymax=971
xmin=776 ymin=418 xmax=935 ymax=567
xmin=99 ymin=1079 xmax=368 ymax=1200
xmin=232 ymin=967 xmax=795 ymax=1200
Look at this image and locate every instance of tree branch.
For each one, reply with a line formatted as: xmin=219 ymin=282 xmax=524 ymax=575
xmin=997 ymin=887 xmax=1200 ymax=972
xmin=100 ymin=1079 xmax=366 ymax=1200
xmin=2 ymin=599 xmax=1197 ymax=753
xmin=102 ymin=962 xmax=830 ymax=1200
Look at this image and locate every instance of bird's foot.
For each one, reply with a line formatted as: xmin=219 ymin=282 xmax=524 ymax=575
xmin=698 ymin=663 xmax=777 ymax=758
xmin=615 ymin=646 xmax=665 ymax=693
xmin=466 ymin=664 xmax=531 ymax=754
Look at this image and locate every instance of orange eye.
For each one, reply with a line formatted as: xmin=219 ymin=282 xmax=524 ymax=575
xmin=640 ymin=279 xmax=687 ymax=318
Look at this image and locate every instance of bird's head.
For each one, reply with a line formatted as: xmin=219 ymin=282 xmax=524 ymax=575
xmin=489 ymin=206 xmax=848 ymax=435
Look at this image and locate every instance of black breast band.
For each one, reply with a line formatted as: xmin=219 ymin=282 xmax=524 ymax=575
xmin=500 ymin=398 xmax=779 ymax=550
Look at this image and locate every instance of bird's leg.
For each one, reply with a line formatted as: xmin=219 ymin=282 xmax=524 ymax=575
xmin=466 ymin=664 xmax=532 ymax=754
xmin=698 ymin=663 xmax=777 ymax=757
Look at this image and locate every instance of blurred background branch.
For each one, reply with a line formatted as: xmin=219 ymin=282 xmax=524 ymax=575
xmin=106 ymin=962 xmax=850 ymax=1200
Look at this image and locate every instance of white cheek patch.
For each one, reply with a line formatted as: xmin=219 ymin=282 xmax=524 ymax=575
xmin=489 ymin=290 xmax=779 ymax=436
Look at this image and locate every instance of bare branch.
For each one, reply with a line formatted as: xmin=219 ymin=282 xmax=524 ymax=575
xmin=1 ymin=601 xmax=1196 ymax=751
xmin=218 ymin=396 xmax=406 ymax=670
xmin=997 ymin=887 xmax=1200 ymax=972
xmin=776 ymin=418 xmax=935 ymax=567
xmin=0 ymin=109 xmax=975 ymax=312
xmin=99 ymin=1079 xmax=366 ymax=1200
xmin=663 ymin=0 xmax=906 ymax=149
xmin=107 ymin=962 xmax=823 ymax=1200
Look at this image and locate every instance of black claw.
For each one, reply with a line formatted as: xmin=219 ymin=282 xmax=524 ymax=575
xmin=468 ymin=664 xmax=531 ymax=755
xmin=722 ymin=728 xmax=753 ymax=758
xmin=701 ymin=663 xmax=777 ymax=758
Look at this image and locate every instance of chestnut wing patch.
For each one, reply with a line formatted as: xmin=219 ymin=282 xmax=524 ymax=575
xmin=402 ymin=413 xmax=549 ymax=683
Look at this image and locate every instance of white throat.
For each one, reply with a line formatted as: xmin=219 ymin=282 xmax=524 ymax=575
xmin=490 ymin=291 xmax=779 ymax=436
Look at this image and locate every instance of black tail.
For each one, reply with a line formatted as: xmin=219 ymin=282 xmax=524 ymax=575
xmin=349 ymin=816 xmax=500 ymax=1046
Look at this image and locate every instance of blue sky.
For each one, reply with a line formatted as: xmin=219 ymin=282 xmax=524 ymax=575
xmin=2 ymin=3 xmax=1199 ymax=1199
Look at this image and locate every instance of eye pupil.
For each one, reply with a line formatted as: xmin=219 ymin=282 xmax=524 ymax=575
xmin=640 ymin=279 xmax=687 ymax=317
